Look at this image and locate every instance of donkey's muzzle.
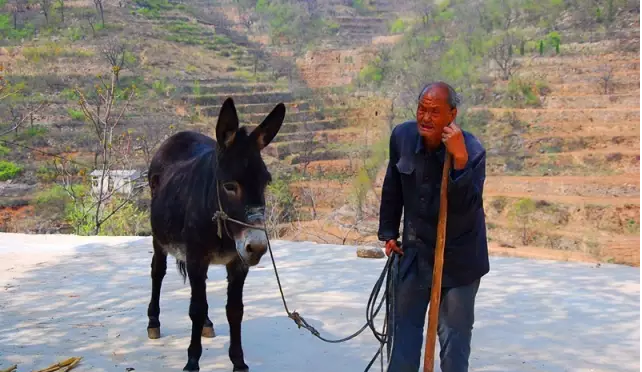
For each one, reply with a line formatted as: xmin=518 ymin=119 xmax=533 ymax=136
xmin=238 ymin=207 xmax=268 ymax=266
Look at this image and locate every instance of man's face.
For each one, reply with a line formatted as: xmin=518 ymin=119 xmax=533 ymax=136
xmin=416 ymin=86 xmax=457 ymax=142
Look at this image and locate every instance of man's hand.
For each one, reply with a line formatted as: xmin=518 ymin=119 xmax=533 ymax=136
xmin=442 ymin=122 xmax=468 ymax=170
xmin=385 ymin=239 xmax=403 ymax=256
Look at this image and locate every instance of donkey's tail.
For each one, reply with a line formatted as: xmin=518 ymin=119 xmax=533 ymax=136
xmin=176 ymin=260 xmax=187 ymax=284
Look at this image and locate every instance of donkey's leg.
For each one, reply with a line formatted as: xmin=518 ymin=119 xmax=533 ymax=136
xmin=147 ymin=238 xmax=167 ymax=339
xmin=202 ymin=267 xmax=216 ymax=338
xmin=226 ymin=259 xmax=249 ymax=372
xmin=183 ymin=257 xmax=209 ymax=372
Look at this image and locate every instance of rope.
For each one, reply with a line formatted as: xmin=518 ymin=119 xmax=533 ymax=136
xmin=211 ymin=201 xmax=399 ymax=371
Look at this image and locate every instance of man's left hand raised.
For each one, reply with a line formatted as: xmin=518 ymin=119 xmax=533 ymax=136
xmin=442 ymin=122 xmax=468 ymax=170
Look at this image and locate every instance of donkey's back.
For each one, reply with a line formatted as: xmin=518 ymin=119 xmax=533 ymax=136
xmin=148 ymin=130 xmax=217 ymax=195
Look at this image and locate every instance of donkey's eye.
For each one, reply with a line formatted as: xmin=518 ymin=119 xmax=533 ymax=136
xmin=223 ymin=182 xmax=240 ymax=196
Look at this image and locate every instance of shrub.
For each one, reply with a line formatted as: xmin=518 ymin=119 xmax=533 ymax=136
xmin=547 ymin=31 xmax=561 ymax=54
xmin=539 ymin=40 xmax=544 ymax=55
xmin=390 ymin=18 xmax=406 ymax=34
xmin=502 ymin=77 xmax=548 ymax=108
xmin=509 ymin=198 xmax=537 ymax=245
xmin=265 ymin=177 xmax=297 ymax=237
xmin=67 ymin=108 xmax=85 ymax=121
xmin=351 ymin=167 xmax=371 ymax=220
xmin=0 ymin=161 xmax=22 ymax=181
xmin=359 ymin=64 xmax=383 ymax=84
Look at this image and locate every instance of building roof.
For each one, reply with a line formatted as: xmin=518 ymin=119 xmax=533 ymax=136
xmin=89 ymin=169 xmax=141 ymax=178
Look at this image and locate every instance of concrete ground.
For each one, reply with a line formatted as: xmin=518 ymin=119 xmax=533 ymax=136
xmin=0 ymin=233 xmax=639 ymax=372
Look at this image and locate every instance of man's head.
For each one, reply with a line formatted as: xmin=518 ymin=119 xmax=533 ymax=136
xmin=416 ymin=82 xmax=460 ymax=145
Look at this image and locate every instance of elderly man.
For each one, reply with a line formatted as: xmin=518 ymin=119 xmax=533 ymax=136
xmin=378 ymin=82 xmax=489 ymax=372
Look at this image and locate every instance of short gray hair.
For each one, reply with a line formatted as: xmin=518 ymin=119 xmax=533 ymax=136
xmin=417 ymin=82 xmax=461 ymax=109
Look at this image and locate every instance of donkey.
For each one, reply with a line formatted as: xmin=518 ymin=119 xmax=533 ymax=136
xmin=146 ymin=97 xmax=285 ymax=372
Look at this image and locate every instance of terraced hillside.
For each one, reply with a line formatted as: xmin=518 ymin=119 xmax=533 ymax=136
xmin=283 ymin=27 xmax=641 ymax=266
xmin=191 ymin=0 xmax=400 ymax=172
xmin=0 ymin=0 xmax=330 ymax=232
xmin=0 ymin=0 xmax=392 ymax=234
xmin=480 ymin=35 xmax=640 ymax=266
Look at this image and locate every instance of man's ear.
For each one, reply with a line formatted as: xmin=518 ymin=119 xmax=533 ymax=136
xmin=251 ymin=102 xmax=285 ymax=151
xmin=216 ymin=97 xmax=239 ymax=149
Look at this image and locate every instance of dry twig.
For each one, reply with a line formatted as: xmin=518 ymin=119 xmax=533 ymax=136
xmin=24 ymin=356 xmax=83 ymax=372
xmin=0 ymin=364 xmax=17 ymax=372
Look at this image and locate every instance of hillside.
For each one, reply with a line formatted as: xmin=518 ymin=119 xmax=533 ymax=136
xmin=0 ymin=0 xmax=639 ymax=266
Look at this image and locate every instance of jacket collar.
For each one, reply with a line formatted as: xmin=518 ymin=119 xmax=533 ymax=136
xmin=414 ymin=131 xmax=446 ymax=162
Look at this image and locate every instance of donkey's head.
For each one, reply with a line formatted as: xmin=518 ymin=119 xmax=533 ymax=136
xmin=214 ymin=97 xmax=285 ymax=266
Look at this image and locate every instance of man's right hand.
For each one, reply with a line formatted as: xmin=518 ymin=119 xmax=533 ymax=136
xmin=385 ymin=239 xmax=403 ymax=256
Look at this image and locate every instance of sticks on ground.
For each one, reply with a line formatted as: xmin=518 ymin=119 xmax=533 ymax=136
xmin=35 ymin=357 xmax=82 ymax=372
xmin=3 ymin=356 xmax=82 ymax=372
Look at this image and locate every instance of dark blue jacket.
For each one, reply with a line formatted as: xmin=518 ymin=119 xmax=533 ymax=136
xmin=378 ymin=120 xmax=490 ymax=287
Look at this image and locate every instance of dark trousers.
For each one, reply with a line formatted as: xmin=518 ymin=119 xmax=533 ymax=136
xmin=387 ymin=248 xmax=480 ymax=372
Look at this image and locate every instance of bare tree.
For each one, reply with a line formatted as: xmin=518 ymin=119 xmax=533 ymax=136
xmin=411 ymin=0 xmax=435 ymax=27
xmin=0 ymin=68 xmax=48 ymax=137
xmin=39 ymin=0 xmax=52 ymax=25
xmin=301 ymin=185 xmax=317 ymax=219
xmin=598 ymin=64 xmax=614 ymax=94
xmin=101 ymin=38 xmax=128 ymax=83
xmin=234 ymin=0 xmax=258 ymax=33
xmin=60 ymin=67 xmax=138 ymax=235
xmin=133 ymin=119 xmax=177 ymax=164
xmin=10 ymin=0 xmax=28 ymax=29
xmin=2 ymin=101 xmax=48 ymax=137
xmin=93 ymin=0 xmax=105 ymax=26
xmin=488 ymin=31 xmax=517 ymax=80
xmin=0 ymin=65 xmax=11 ymax=101
xmin=85 ymin=11 xmax=98 ymax=37
xmin=299 ymin=134 xmax=321 ymax=176
xmin=57 ymin=0 xmax=65 ymax=23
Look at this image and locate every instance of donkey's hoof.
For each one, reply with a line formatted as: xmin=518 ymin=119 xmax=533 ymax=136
xmin=183 ymin=358 xmax=199 ymax=371
xmin=147 ymin=327 xmax=161 ymax=339
xmin=201 ymin=326 xmax=215 ymax=338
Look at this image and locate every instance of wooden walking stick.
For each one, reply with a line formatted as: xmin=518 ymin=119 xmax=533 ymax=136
xmin=423 ymin=152 xmax=452 ymax=372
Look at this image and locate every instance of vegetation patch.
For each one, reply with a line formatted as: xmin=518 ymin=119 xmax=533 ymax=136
xmin=0 ymin=161 xmax=23 ymax=181
xmin=133 ymin=0 xmax=186 ymax=18
xmin=22 ymin=43 xmax=94 ymax=63
xmin=497 ymin=77 xmax=550 ymax=108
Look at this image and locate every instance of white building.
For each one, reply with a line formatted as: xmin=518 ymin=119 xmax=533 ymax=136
xmin=89 ymin=169 xmax=141 ymax=196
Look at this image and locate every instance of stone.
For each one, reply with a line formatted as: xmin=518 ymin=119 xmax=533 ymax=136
xmin=356 ymin=246 xmax=385 ymax=259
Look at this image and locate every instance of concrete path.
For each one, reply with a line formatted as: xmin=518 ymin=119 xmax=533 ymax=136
xmin=0 ymin=233 xmax=638 ymax=372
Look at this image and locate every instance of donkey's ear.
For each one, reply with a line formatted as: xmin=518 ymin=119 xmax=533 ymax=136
xmin=216 ymin=97 xmax=239 ymax=149
xmin=251 ymin=102 xmax=285 ymax=151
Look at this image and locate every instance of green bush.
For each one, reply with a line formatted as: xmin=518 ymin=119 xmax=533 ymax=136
xmin=502 ymin=77 xmax=548 ymax=108
xmin=98 ymin=200 xmax=151 ymax=236
xmin=0 ymin=145 xmax=9 ymax=156
xmin=547 ymin=31 xmax=561 ymax=54
xmin=351 ymin=167 xmax=371 ymax=219
xmin=359 ymin=64 xmax=383 ymax=84
xmin=0 ymin=13 xmax=35 ymax=40
xmin=0 ymin=161 xmax=22 ymax=181
xmin=509 ymin=198 xmax=537 ymax=245
xmin=390 ymin=18 xmax=406 ymax=34
xmin=67 ymin=108 xmax=85 ymax=121
xmin=265 ymin=177 xmax=297 ymax=229
xmin=625 ymin=219 xmax=639 ymax=234
xmin=539 ymin=40 xmax=544 ymax=55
